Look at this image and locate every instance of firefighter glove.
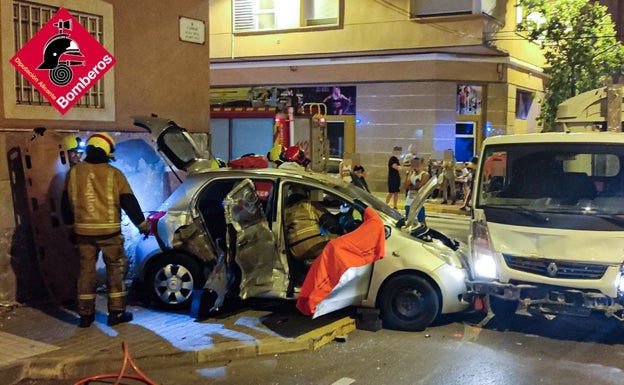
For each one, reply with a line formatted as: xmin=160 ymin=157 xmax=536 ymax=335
xmin=138 ymin=220 xmax=150 ymax=239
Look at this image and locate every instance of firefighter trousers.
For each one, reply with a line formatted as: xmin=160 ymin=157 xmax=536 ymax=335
xmin=76 ymin=234 xmax=128 ymax=316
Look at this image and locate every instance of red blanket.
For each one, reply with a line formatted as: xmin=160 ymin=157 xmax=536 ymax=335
xmin=296 ymin=207 xmax=386 ymax=316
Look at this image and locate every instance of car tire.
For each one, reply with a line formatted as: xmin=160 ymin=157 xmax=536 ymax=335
xmin=144 ymin=253 xmax=205 ymax=310
xmin=379 ymin=275 xmax=439 ymax=331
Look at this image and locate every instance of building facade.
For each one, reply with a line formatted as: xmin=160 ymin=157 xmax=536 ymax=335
xmin=209 ymin=0 xmax=548 ymax=192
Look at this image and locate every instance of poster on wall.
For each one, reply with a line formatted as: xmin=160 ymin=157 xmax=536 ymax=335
xmin=210 ymin=85 xmax=357 ymax=115
xmin=456 ymin=85 xmax=482 ymax=115
xmin=294 ymin=86 xmax=356 ymax=115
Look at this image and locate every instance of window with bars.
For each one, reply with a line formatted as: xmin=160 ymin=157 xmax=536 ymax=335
xmin=12 ymin=1 xmax=105 ymax=108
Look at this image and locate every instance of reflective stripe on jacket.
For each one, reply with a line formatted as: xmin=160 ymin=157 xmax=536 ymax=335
xmin=66 ymin=162 xmax=134 ymax=236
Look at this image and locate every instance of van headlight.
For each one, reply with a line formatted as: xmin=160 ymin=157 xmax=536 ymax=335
xmin=471 ymin=221 xmax=498 ymax=279
xmin=616 ymin=269 xmax=624 ymax=293
xmin=474 ymin=252 xmax=497 ymax=279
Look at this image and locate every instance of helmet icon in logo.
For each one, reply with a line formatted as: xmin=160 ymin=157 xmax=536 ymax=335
xmin=37 ymin=19 xmax=85 ymax=86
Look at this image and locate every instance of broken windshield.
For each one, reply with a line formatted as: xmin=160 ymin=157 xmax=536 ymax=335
xmin=476 ymin=142 xmax=624 ymax=215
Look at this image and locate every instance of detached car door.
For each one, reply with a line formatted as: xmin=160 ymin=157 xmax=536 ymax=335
xmin=223 ymin=179 xmax=289 ymax=300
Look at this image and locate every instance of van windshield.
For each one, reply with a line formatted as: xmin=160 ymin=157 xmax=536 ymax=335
xmin=476 ymin=142 xmax=624 ymax=215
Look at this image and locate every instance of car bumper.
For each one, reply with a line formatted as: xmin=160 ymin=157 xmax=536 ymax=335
xmin=435 ymin=264 xmax=472 ymax=314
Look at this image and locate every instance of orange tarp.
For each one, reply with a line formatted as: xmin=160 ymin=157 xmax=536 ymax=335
xmin=296 ymin=207 xmax=386 ymax=316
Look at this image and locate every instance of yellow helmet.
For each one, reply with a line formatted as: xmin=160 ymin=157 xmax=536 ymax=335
xmin=87 ymin=132 xmax=115 ymax=158
xmin=64 ymin=135 xmax=84 ymax=153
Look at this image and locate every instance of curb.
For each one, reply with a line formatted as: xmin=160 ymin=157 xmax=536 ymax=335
xmin=2 ymin=316 xmax=356 ymax=384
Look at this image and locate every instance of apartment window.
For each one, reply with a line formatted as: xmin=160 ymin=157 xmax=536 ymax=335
xmin=233 ymin=0 xmax=340 ymax=32
xmin=12 ymin=1 xmax=105 ymax=108
xmin=516 ymin=90 xmax=534 ymax=120
xmin=410 ymin=0 xmax=472 ymax=17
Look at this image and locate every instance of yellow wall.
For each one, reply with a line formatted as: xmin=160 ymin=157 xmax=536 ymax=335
xmin=211 ymin=0 xmax=488 ymax=60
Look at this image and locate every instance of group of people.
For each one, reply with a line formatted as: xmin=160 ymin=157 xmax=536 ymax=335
xmin=62 ymin=133 xmax=148 ymax=328
xmin=385 ymin=154 xmax=430 ymax=223
xmin=385 ymin=150 xmax=479 ymax=218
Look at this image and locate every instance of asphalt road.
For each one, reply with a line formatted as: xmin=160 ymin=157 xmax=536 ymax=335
xmin=18 ymin=310 xmax=624 ymax=385
xmin=144 ymin=314 xmax=624 ymax=385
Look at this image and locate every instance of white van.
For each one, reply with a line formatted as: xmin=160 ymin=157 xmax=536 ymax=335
xmin=466 ymin=132 xmax=624 ymax=321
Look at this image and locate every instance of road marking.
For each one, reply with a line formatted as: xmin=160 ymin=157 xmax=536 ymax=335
xmin=332 ymin=377 xmax=356 ymax=385
xmin=461 ymin=324 xmax=483 ymax=342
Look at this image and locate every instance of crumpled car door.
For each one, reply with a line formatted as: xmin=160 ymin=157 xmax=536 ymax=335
xmin=313 ymin=264 xmax=373 ymax=318
xmin=224 ymin=179 xmax=286 ymax=299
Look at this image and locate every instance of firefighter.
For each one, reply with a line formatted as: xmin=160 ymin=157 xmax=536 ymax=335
xmin=64 ymin=135 xmax=84 ymax=167
xmin=283 ymin=188 xmax=341 ymax=262
xmin=64 ymin=132 xmax=149 ymax=328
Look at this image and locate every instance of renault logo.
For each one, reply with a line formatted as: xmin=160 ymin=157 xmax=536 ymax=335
xmin=546 ymin=262 xmax=559 ymax=277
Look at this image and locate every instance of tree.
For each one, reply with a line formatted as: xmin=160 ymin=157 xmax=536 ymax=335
xmin=517 ymin=0 xmax=624 ymax=131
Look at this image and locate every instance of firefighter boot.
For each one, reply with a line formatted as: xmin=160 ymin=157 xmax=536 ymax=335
xmin=107 ymin=311 xmax=133 ymax=326
xmin=79 ymin=314 xmax=95 ymax=328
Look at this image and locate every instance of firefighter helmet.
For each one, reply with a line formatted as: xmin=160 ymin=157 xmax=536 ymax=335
xmin=87 ymin=132 xmax=115 ymax=158
xmin=64 ymin=135 xmax=84 ymax=153
xmin=37 ymin=35 xmax=83 ymax=70
xmin=282 ymin=145 xmax=309 ymax=166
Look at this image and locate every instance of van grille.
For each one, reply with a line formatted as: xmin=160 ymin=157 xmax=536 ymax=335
xmin=503 ymin=254 xmax=609 ymax=279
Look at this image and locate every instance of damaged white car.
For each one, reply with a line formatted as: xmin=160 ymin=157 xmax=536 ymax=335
xmin=133 ymin=116 xmax=471 ymax=331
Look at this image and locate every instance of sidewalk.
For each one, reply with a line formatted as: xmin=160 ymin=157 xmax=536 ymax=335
xmin=371 ymin=191 xmax=470 ymax=217
xmin=0 ymin=296 xmax=355 ymax=384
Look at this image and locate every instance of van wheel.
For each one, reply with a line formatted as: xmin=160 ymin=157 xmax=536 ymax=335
xmin=379 ymin=275 xmax=439 ymax=331
xmin=145 ymin=254 xmax=205 ymax=310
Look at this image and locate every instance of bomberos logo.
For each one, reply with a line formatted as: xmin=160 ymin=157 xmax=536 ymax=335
xmin=10 ymin=7 xmax=116 ymax=114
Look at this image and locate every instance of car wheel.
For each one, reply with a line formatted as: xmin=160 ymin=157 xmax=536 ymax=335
xmin=379 ymin=275 xmax=439 ymax=331
xmin=145 ymin=254 xmax=205 ymax=310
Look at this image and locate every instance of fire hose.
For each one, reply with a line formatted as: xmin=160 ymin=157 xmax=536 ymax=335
xmin=73 ymin=341 xmax=159 ymax=385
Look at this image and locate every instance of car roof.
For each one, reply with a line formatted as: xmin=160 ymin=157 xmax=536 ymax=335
xmin=183 ymin=167 xmax=350 ymax=187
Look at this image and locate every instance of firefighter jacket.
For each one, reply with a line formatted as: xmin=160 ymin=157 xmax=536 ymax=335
xmin=65 ymin=162 xmax=145 ymax=236
xmin=296 ymin=207 xmax=385 ymax=316
xmin=284 ymin=199 xmax=330 ymax=260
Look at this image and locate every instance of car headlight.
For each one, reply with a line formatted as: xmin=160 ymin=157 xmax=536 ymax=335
xmin=471 ymin=221 xmax=498 ymax=279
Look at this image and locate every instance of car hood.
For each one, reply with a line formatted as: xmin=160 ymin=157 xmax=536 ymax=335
xmin=133 ymin=115 xmax=214 ymax=174
xmin=405 ymin=175 xmax=438 ymax=227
